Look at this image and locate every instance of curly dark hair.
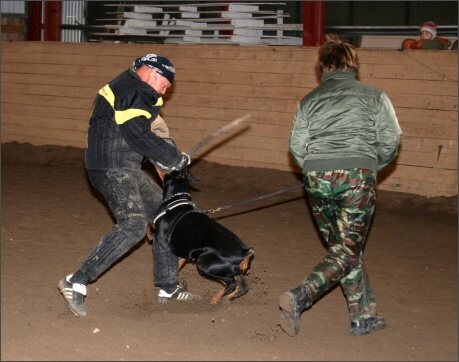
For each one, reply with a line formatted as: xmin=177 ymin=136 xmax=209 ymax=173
xmin=317 ymin=34 xmax=359 ymax=73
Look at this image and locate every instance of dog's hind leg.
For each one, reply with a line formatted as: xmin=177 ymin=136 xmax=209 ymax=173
xmin=210 ymin=278 xmax=238 ymax=305
xmin=211 ymin=288 xmax=226 ymax=305
xmin=224 ymin=275 xmax=249 ymax=302
xmin=221 ymin=252 xmax=254 ymax=303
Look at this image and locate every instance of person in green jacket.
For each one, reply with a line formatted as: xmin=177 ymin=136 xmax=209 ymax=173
xmin=279 ymin=34 xmax=402 ymax=337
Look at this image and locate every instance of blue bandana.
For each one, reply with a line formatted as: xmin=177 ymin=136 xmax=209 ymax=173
xmin=133 ymin=54 xmax=175 ymax=83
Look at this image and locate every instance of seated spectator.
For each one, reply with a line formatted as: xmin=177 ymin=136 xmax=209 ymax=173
xmin=402 ymin=21 xmax=450 ymax=50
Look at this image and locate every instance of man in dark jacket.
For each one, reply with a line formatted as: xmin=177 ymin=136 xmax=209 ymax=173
xmin=58 ymin=54 xmax=201 ymax=317
xmin=279 ymin=35 xmax=402 ymax=337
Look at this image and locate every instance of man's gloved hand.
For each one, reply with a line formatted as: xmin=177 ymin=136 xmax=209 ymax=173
xmin=150 ymin=152 xmax=191 ymax=173
xmin=149 ymin=137 xmax=190 ymax=173
xmin=176 ymin=152 xmax=191 ymax=170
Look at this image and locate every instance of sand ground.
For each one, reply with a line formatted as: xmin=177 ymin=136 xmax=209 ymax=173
xmin=1 ymin=142 xmax=457 ymax=361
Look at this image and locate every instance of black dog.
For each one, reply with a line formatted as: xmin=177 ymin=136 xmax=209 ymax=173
xmin=152 ymin=168 xmax=254 ymax=305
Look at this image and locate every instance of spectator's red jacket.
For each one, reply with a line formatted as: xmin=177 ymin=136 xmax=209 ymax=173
xmin=402 ymin=37 xmax=450 ymax=50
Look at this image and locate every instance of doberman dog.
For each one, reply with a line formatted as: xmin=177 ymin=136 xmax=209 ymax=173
xmin=152 ymin=168 xmax=254 ymax=305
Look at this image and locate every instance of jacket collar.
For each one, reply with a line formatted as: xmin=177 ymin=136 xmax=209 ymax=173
xmin=321 ymin=70 xmax=356 ymax=83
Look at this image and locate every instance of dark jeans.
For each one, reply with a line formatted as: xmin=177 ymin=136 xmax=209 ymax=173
xmin=80 ymin=169 xmax=179 ymax=287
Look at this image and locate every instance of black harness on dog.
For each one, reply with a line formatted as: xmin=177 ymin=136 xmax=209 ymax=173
xmin=152 ymin=192 xmax=207 ymax=243
xmin=153 ymin=194 xmax=194 ymax=224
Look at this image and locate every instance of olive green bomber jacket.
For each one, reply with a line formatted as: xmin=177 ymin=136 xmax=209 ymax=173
xmin=289 ymin=71 xmax=402 ymax=174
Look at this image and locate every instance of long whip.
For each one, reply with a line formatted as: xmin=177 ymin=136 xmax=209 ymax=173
xmin=186 ymin=113 xmax=251 ymax=156
xmin=181 ymin=113 xmax=303 ymax=214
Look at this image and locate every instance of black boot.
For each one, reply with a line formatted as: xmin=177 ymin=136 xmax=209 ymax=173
xmin=279 ymin=284 xmax=311 ymax=337
xmin=350 ymin=316 xmax=386 ymax=336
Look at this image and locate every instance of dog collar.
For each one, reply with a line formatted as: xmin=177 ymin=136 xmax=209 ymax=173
xmin=161 ymin=192 xmax=190 ymax=205
xmin=153 ymin=198 xmax=195 ymax=224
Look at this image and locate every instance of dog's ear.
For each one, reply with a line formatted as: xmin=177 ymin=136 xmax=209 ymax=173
xmin=180 ymin=167 xmax=200 ymax=181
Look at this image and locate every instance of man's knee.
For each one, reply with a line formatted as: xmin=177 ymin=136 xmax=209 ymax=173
xmin=124 ymin=216 xmax=148 ymax=241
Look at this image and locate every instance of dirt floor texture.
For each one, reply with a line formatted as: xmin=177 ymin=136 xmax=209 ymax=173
xmin=1 ymin=142 xmax=458 ymax=361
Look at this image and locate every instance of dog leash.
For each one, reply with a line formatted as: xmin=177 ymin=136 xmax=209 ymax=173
xmin=206 ymin=183 xmax=304 ymax=214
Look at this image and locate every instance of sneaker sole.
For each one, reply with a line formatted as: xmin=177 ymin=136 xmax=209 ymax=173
xmin=279 ymin=292 xmax=300 ymax=337
xmin=158 ymin=296 xmax=169 ymax=304
xmin=157 ymin=293 xmax=202 ymax=304
xmin=58 ymin=279 xmax=87 ymax=317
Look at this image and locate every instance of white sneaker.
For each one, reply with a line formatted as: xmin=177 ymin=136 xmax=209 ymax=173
xmin=58 ymin=275 xmax=87 ymax=317
xmin=158 ymin=286 xmax=201 ymax=303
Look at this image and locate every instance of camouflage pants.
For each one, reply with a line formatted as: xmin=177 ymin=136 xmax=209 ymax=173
xmin=302 ymin=168 xmax=378 ymax=322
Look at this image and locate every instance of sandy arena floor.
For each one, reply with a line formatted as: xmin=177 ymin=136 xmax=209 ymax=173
xmin=1 ymin=142 xmax=457 ymax=361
